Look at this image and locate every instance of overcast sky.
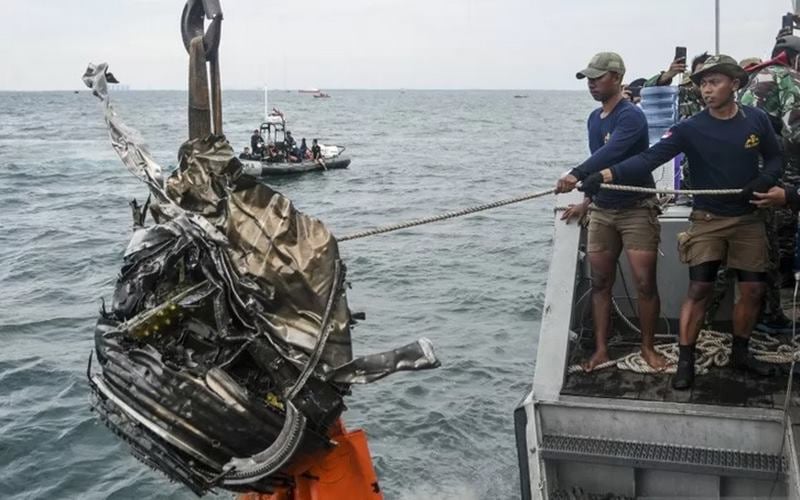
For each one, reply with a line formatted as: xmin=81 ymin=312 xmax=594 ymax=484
xmin=0 ymin=0 xmax=795 ymax=90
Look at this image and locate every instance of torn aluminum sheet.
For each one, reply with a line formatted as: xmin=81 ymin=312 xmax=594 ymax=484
xmin=83 ymin=63 xmax=439 ymax=495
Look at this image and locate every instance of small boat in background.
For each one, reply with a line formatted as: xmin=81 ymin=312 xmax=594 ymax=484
xmin=239 ymin=110 xmax=350 ymax=177
xmin=298 ymin=88 xmax=320 ymax=94
xmin=313 ymin=92 xmax=331 ymax=98
xmin=513 ymin=94 xmax=529 ymax=98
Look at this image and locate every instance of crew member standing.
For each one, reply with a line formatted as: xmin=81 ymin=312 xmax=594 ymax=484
xmin=555 ymin=52 xmax=666 ymax=372
xmin=741 ymin=35 xmax=800 ymax=334
xmin=576 ymin=56 xmax=784 ymax=390
xmin=251 ymin=129 xmax=263 ymax=157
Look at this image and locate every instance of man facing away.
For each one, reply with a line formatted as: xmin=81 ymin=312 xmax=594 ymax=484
xmin=555 ymin=52 xmax=667 ymax=372
xmin=576 ymin=55 xmax=783 ymax=390
xmin=251 ymin=129 xmax=263 ymax=157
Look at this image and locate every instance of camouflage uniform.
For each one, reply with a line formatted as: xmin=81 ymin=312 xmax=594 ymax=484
xmin=677 ymin=82 xmax=704 ymax=121
xmin=740 ymin=64 xmax=800 ymax=322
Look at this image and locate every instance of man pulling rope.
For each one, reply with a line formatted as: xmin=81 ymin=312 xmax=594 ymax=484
xmin=560 ymin=55 xmax=784 ymax=390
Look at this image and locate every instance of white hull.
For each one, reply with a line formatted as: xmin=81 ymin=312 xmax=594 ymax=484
xmin=515 ymin=193 xmax=800 ymax=499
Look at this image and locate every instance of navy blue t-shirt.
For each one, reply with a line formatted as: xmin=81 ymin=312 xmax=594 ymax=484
xmin=611 ymin=105 xmax=783 ymax=216
xmin=574 ymin=99 xmax=654 ymax=208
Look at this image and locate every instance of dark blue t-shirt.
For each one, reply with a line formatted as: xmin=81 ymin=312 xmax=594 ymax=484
xmin=611 ymin=105 xmax=783 ymax=216
xmin=574 ymin=99 xmax=654 ymax=209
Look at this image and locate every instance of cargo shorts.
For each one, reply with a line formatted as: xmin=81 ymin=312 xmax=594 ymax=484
xmin=676 ymin=210 xmax=767 ymax=272
xmin=587 ymin=198 xmax=661 ymax=254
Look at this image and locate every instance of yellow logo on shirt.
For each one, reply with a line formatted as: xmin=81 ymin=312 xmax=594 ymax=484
xmin=604 ymin=132 xmax=611 ymax=144
xmin=744 ymin=134 xmax=760 ymax=148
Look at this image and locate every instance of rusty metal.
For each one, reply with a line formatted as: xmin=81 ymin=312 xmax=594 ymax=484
xmin=182 ymin=0 xmax=223 ymax=139
xmin=180 ymin=0 xmax=222 ymax=57
xmin=188 ymin=37 xmax=211 ymax=140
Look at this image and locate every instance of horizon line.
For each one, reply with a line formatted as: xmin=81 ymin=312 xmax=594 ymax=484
xmin=0 ymin=87 xmax=584 ymax=93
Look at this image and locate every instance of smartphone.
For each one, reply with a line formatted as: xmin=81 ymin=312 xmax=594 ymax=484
xmin=783 ymin=13 xmax=795 ymax=31
xmin=674 ymin=46 xmax=687 ymax=62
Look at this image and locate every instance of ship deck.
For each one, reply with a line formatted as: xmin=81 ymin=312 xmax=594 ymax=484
xmin=562 ymin=333 xmax=800 ymax=409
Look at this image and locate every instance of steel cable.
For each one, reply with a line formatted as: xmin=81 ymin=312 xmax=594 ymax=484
xmin=339 ymin=184 xmax=744 ymax=242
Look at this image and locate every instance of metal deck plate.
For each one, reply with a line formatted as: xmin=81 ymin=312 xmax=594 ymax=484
xmin=540 ymin=434 xmax=787 ymax=480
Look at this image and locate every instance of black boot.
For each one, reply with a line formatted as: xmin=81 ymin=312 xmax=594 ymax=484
xmin=672 ymin=344 xmax=695 ymax=390
xmin=731 ymin=336 xmax=776 ymax=377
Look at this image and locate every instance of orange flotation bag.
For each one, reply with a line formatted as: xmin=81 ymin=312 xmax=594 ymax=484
xmin=240 ymin=420 xmax=383 ymax=500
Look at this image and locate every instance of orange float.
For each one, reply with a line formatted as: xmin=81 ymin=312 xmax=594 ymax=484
xmin=240 ymin=420 xmax=383 ymax=500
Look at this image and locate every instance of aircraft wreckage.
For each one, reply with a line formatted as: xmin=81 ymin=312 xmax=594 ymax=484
xmin=83 ymin=0 xmax=439 ymax=496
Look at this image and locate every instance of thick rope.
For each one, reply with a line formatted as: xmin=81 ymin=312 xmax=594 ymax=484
xmin=597 ymin=184 xmax=742 ymax=196
xmin=339 ymin=184 xmax=744 ymax=242
xmin=568 ymin=329 xmax=799 ymax=375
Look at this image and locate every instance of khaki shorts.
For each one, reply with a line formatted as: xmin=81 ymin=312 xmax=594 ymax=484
xmin=677 ymin=210 xmax=767 ymax=272
xmin=587 ymin=199 xmax=661 ymax=254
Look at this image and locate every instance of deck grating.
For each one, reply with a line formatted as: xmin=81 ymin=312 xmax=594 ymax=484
xmin=541 ymin=434 xmax=787 ymax=480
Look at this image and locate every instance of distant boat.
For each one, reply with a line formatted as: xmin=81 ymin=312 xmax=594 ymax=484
xmin=313 ymin=92 xmax=331 ymax=99
xmin=513 ymin=94 xmax=529 ymax=98
xmin=298 ymin=88 xmax=320 ymax=94
xmin=239 ymin=110 xmax=350 ymax=177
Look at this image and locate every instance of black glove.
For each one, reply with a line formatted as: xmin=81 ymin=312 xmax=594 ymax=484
xmin=740 ymin=175 xmax=775 ymax=201
xmin=569 ymin=168 xmax=588 ymax=181
xmin=578 ymin=172 xmax=604 ymax=197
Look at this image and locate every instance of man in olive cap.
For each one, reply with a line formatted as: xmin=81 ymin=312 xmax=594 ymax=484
xmin=556 ymin=52 xmax=666 ymax=372
xmin=569 ymin=55 xmax=784 ymax=390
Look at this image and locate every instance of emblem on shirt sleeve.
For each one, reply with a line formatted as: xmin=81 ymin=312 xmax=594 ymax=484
xmin=744 ymin=134 xmax=760 ymax=148
xmin=603 ymin=132 xmax=611 ymax=144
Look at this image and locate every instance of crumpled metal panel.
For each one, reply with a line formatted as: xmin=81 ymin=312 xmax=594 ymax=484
xmin=168 ymin=136 xmax=354 ymax=370
xmin=82 ymin=63 xmax=439 ymax=381
xmin=83 ymin=61 xmax=440 ymax=493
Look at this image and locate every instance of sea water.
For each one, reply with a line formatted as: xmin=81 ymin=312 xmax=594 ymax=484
xmin=0 ymin=89 xmax=594 ymax=499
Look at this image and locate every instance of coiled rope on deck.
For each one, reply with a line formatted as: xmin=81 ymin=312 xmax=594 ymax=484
xmin=567 ymin=330 xmax=800 ymax=375
xmin=338 ymin=184 xmax=744 ymax=242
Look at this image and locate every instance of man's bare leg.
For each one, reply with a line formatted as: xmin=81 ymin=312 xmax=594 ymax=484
xmin=583 ymin=250 xmax=619 ymax=371
xmin=626 ymin=249 xmax=667 ymax=370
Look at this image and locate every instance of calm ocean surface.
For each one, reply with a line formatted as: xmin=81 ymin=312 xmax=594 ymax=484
xmin=0 ymin=89 xmax=594 ymax=499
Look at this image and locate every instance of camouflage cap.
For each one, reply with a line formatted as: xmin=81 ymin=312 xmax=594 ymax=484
xmin=739 ymin=57 xmax=762 ymax=69
xmin=576 ymin=52 xmax=626 ymax=79
xmin=690 ymin=54 xmax=748 ymax=85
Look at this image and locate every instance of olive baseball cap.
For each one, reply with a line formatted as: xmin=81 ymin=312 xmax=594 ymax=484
xmin=576 ymin=52 xmax=626 ymax=79
xmin=690 ymin=54 xmax=748 ymax=85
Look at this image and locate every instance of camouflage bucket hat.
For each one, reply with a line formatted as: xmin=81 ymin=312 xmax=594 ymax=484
xmin=690 ymin=54 xmax=748 ymax=85
xmin=576 ymin=52 xmax=626 ymax=79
